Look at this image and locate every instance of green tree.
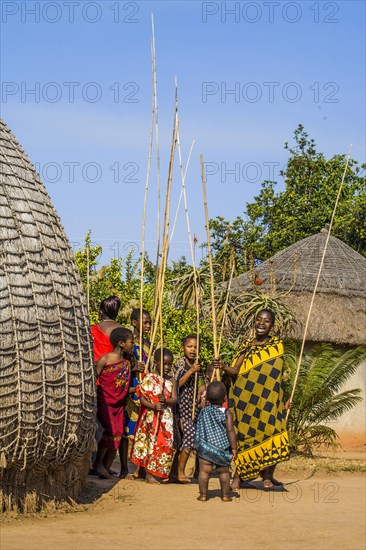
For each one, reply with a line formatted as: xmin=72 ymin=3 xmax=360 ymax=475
xmin=210 ymin=125 xmax=366 ymax=265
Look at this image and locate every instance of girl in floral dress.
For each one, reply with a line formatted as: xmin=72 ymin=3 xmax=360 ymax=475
xmin=130 ymin=348 xmax=177 ymax=483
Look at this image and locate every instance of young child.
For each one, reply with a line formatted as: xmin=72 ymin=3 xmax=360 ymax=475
xmin=172 ymin=334 xmax=202 ymax=483
xmin=94 ymin=327 xmax=134 ymax=479
xmin=194 ymin=381 xmax=237 ymax=502
xmin=119 ymin=308 xmax=151 ymax=478
xmin=130 ymin=348 xmax=177 ymax=483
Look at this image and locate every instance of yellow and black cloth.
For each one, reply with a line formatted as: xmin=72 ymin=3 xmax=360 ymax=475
xmin=229 ymin=336 xmax=289 ymax=480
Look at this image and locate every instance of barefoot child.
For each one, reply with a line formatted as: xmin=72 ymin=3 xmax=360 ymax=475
xmin=119 ymin=308 xmax=151 ymax=478
xmin=172 ymin=334 xmax=202 ymax=483
xmin=94 ymin=327 xmax=134 ymax=478
xmin=130 ymin=348 xmax=177 ymax=483
xmin=194 ymin=381 xmax=237 ymax=501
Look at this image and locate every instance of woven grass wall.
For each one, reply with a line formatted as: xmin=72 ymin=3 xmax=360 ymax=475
xmin=0 ymin=119 xmax=96 ymax=509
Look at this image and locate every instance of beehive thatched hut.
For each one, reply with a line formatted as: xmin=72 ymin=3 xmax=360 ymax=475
xmin=231 ymin=227 xmax=366 ymax=346
xmin=0 ymin=119 xmax=95 ymax=508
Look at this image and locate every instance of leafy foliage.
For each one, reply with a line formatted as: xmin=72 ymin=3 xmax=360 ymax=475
xmin=74 ymin=232 xmax=235 ymax=367
xmin=284 ymin=341 xmax=366 ymax=455
xmin=209 ymin=125 xmax=366 ymax=271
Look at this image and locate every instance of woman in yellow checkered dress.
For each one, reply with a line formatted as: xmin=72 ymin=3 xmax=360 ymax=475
xmin=219 ymin=309 xmax=291 ymax=490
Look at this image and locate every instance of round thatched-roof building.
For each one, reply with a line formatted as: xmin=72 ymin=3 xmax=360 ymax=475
xmin=231 ymin=227 xmax=366 ymax=346
xmin=0 ymin=119 xmax=96 ymax=508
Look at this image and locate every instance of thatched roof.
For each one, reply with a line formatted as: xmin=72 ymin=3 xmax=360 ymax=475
xmin=231 ymin=228 xmax=366 ymax=346
xmin=0 ymin=118 xmax=95 ymax=506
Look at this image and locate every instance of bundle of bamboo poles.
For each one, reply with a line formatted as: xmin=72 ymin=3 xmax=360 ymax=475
xmin=139 ymin=17 xmax=226 ymax=400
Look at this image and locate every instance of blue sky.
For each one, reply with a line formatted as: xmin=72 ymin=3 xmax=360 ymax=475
xmin=1 ymin=0 xmax=365 ymax=265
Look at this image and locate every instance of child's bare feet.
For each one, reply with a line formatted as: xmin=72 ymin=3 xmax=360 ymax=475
xmin=197 ymin=494 xmax=208 ymax=502
xmin=230 ymin=471 xmax=241 ymax=492
xmin=221 ymin=496 xmax=232 ymax=502
xmin=145 ymin=473 xmax=160 ymax=484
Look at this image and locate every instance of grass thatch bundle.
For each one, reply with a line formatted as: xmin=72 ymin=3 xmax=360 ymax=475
xmin=0 ymin=119 xmax=96 ymax=509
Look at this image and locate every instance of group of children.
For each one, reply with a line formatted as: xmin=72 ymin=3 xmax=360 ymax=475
xmin=93 ymin=307 xmax=237 ymax=502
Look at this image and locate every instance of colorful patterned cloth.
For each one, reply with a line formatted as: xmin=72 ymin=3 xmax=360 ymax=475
xmin=172 ymin=357 xmax=203 ymax=451
xmin=124 ymin=340 xmax=150 ymax=439
xmin=130 ymin=373 xmax=175 ymax=479
xmin=229 ymin=336 xmax=289 ymax=480
xmin=194 ymin=404 xmax=232 ymax=466
xmin=97 ymin=359 xmax=131 ymax=449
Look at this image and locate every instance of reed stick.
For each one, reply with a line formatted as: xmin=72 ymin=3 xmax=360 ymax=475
xmin=146 ymin=83 xmax=179 ymax=372
xmin=218 ymin=253 xmax=235 ymax=355
xmin=209 ymin=253 xmax=236 ymax=383
xmin=286 ymin=145 xmax=352 ymax=420
xmin=152 ymin=14 xmax=162 ymax=319
xmin=176 ymin=121 xmax=200 ymax=419
xmin=169 ymin=140 xmax=195 ymax=245
xmin=139 ymin=26 xmax=156 ymax=366
xmin=200 ymin=153 xmax=220 ymax=381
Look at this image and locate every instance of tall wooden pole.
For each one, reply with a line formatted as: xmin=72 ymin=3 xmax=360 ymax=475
xmin=286 ymin=146 xmax=352 ymax=420
xmin=139 ymin=20 xmax=156 ymax=367
xmin=176 ymin=120 xmax=200 ymax=418
xmin=200 ymin=153 xmax=220 ymax=380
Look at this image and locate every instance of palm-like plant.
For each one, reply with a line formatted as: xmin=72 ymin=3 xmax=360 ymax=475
xmin=284 ymin=340 xmax=366 ymax=455
xmin=171 ymin=265 xmax=211 ymax=310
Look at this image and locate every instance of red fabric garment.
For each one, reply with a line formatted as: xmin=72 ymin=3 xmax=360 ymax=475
xmin=91 ymin=324 xmax=113 ymax=362
xmin=97 ymin=359 xmax=131 ymax=449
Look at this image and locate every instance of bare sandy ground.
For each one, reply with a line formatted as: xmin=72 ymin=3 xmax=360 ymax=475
xmin=1 ymin=470 xmax=365 ymax=550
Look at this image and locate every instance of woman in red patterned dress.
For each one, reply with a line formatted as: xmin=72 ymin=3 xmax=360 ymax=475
xmin=94 ymin=327 xmax=134 ymax=478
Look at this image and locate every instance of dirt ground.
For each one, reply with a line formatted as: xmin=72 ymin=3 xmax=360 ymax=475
xmin=1 ymin=455 xmax=365 ymax=550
